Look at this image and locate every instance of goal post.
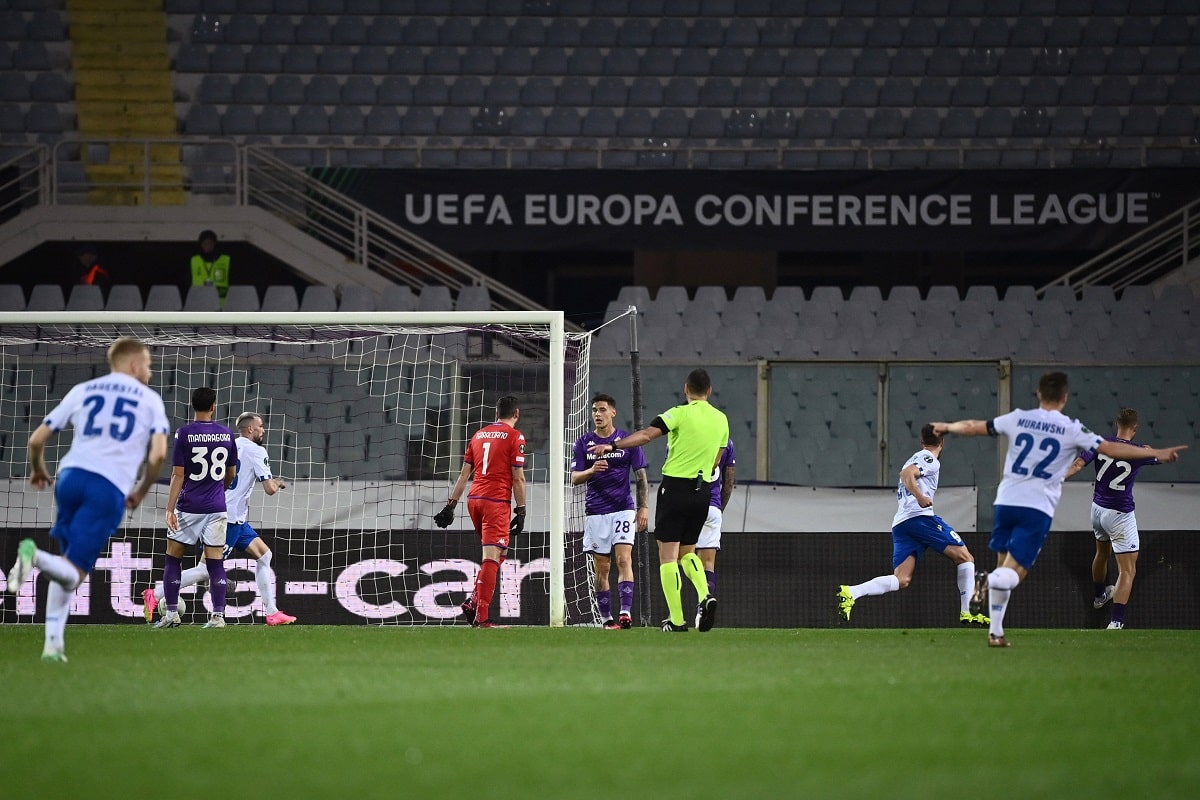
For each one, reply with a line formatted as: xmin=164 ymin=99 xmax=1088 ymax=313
xmin=0 ymin=310 xmax=592 ymax=627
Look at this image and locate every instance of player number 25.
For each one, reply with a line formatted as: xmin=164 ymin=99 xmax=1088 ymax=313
xmin=81 ymin=394 xmax=139 ymax=442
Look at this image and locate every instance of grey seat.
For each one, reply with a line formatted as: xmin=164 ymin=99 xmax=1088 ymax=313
xmin=98 ymin=284 xmax=139 ymax=312
xmin=184 ymin=285 xmax=221 ymax=311
xmin=338 ymin=285 xmax=376 ymax=312
xmin=66 ymin=284 xmax=105 ymax=311
xmin=456 ymin=285 xmax=491 ymax=311
xmin=261 ymin=285 xmax=299 ymax=312
xmin=378 ymin=284 xmax=416 ymax=311
xmin=223 ymin=285 xmax=260 ymax=312
xmin=301 ymin=285 xmax=338 ymax=312
xmin=144 ymin=285 xmax=182 ymax=312
xmin=417 ymin=285 xmax=453 ymax=311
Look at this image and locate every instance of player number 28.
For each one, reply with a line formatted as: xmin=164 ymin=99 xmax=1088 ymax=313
xmin=613 ymin=519 xmax=631 ymax=534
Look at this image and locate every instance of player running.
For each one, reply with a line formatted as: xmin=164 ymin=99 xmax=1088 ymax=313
xmin=1064 ymin=408 xmax=1160 ymax=629
xmin=837 ymin=424 xmax=989 ymax=626
xmin=6 ymin=337 xmax=169 ymax=662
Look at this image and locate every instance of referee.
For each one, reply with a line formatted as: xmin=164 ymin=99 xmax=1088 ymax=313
xmin=590 ymin=368 xmax=729 ymax=633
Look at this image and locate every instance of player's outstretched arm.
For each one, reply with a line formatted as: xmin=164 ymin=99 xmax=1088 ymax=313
xmin=931 ymin=420 xmax=989 ymax=437
xmin=1101 ymin=440 xmax=1188 ymax=463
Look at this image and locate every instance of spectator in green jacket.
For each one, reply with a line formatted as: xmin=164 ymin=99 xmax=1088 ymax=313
xmin=191 ymin=229 xmax=230 ymax=303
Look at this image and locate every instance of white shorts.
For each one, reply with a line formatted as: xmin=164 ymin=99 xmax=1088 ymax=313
xmin=1091 ymin=503 xmax=1140 ymax=555
xmin=583 ymin=509 xmax=636 ymax=555
xmin=170 ymin=510 xmax=228 ymax=548
xmin=696 ymin=505 xmax=723 ymax=550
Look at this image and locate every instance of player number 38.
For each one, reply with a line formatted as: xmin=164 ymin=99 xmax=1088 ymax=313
xmin=188 ymin=446 xmax=230 ymax=482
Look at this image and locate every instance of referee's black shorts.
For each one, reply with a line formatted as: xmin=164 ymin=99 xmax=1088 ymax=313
xmin=654 ymin=475 xmax=712 ymax=545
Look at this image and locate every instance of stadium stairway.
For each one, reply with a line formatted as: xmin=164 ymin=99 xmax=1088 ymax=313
xmin=67 ymin=0 xmax=184 ymax=206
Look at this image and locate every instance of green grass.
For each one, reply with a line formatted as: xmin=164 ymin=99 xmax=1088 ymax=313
xmin=1 ymin=625 xmax=1196 ymax=800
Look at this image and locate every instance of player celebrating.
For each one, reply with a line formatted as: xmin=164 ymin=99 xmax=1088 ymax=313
xmin=933 ymin=372 xmax=1186 ymax=647
xmin=143 ymin=411 xmax=295 ymax=625
xmin=696 ymin=437 xmax=735 ymax=628
xmin=571 ymin=393 xmax=649 ymax=630
xmin=434 ymin=395 xmax=526 ymax=628
xmin=7 ymin=337 xmax=169 ymax=662
xmin=837 ymin=424 xmax=989 ymax=626
xmin=591 ymin=368 xmax=727 ymax=633
xmin=1064 ymin=408 xmax=1160 ymax=630
xmin=154 ymin=387 xmax=238 ymax=629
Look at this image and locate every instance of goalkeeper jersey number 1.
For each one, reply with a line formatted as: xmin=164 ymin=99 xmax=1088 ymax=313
xmin=465 ymin=422 xmax=526 ymax=502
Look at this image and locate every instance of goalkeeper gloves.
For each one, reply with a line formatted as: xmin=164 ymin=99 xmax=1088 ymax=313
xmin=510 ymin=505 xmax=526 ymax=536
xmin=434 ymin=500 xmax=456 ymax=529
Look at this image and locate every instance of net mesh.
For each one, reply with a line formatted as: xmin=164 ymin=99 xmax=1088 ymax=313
xmin=0 ymin=316 xmax=600 ymax=626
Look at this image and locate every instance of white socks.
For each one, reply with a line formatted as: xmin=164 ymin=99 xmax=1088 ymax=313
xmin=956 ymin=562 xmax=975 ymax=614
xmin=256 ymin=551 xmax=277 ymax=616
xmin=30 ymin=550 xmax=80 ymax=656
xmin=986 ymin=566 xmax=1021 ymax=637
xmin=34 ymin=549 xmax=79 ymax=586
xmin=149 ymin=552 xmax=279 ymax=616
xmin=849 ymin=574 xmax=900 ymax=599
xmin=155 ymin=563 xmax=211 ymax=601
xmin=44 ymin=581 xmax=73 ymax=654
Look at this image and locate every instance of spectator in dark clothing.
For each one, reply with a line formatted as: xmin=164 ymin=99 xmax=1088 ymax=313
xmin=75 ymin=243 xmax=110 ymax=289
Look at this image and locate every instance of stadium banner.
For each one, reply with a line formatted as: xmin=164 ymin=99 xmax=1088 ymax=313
xmin=320 ymin=168 xmax=1199 ymax=252
xmin=2 ymin=530 xmax=1196 ymax=628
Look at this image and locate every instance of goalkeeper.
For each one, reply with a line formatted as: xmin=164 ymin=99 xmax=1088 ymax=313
xmin=435 ymin=395 xmax=527 ymax=628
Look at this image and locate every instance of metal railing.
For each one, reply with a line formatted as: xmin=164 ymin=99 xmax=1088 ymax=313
xmin=0 ymin=144 xmax=48 ymax=221
xmin=242 ymin=146 xmax=555 ymax=316
xmin=1039 ymin=197 xmax=1200 ymax=295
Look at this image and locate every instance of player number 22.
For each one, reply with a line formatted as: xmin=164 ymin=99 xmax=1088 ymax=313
xmin=1011 ymin=433 xmax=1060 ymax=479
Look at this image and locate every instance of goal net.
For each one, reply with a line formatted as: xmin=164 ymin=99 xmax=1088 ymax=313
xmin=0 ymin=311 xmax=603 ymax=627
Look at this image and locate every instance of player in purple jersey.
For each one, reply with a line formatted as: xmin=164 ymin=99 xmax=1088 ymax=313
xmin=155 ymin=387 xmax=238 ymax=630
xmin=6 ymin=337 xmax=169 ymax=662
xmin=1065 ymin=408 xmax=1160 ymax=629
xmin=695 ymin=438 xmax=735 ymax=628
xmin=571 ymin=393 xmax=649 ymax=629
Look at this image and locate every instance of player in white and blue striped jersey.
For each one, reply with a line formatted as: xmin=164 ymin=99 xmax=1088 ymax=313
xmin=6 ymin=337 xmax=170 ymax=662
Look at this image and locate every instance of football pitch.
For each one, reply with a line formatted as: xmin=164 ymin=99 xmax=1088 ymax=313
xmin=1 ymin=625 xmax=1196 ymax=800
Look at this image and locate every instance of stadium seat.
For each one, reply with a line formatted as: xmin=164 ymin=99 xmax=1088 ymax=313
xmin=144 ymin=285 xmax=182 ymax=312
xmin=261 ymin=285 xmax=299 ymax=312
xmin=66 ymin=284 xmax=104 ymax=312
xmin=183 ymin=285 xmax=221 ymax=312
xmin=378 ymin=284 xmax=416 ymax=311
xmin=222 ymin=285 xmax=259 ymax=312
xmin=301 ymin=286 xmax=338 ymax=313
xmin=99 ymin=285 xmax=139 ymax=312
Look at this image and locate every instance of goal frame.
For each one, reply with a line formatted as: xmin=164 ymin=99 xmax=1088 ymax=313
xmin=0 ymin=309 xmax=572 ymax=628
